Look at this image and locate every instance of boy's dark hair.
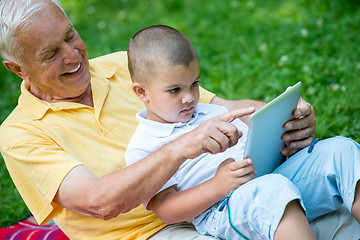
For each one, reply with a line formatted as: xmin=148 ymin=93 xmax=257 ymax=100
xmin=127 ymin=25 xmax=198 ymax=83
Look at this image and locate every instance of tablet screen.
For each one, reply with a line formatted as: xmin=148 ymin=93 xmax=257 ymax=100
xmin=244 ymin=81 xmax=302 ymax=177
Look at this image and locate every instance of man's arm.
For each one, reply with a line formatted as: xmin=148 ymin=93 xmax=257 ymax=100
xmin=54 ymin=107 xmax=254 ymax=220
xmin=210 ymin=96 xmax=316 ymax=156
xmin=55 ymin=143 xmax=186 ymax=220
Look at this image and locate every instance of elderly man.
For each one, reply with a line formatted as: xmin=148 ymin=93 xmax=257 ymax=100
xmin=1 ymin=0 xmax=359 ymax=240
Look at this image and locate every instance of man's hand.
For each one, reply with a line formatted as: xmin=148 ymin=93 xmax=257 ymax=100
xmin=173 ymin=107 xmax=255 ymax=160
xmin=211 ymin=95 xmax=316 ymax=157
xmin=282 ymin=97 xmax=316 ymax=156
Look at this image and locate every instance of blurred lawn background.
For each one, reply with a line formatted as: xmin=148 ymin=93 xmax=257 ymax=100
xmin=1 ymin=0 xmax=359 ymax=226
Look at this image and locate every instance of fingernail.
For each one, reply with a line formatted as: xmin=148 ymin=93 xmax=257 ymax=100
xmin=286 ymin=123 xmax=292 ymax=130
xmin=248 ymin=107 xmax=255 ymax=111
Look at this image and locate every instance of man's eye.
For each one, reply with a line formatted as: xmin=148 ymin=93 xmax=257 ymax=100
xmin=45 ymin=50 xmax=57 ymax=60
xmin=66 ymin=32 xmax=75 ymax=41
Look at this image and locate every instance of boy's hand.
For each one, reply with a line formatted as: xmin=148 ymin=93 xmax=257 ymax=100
xmin=210 ymin=158 xmax=255 ymax=196
xmin=175 ymin=107 xmax=255 ymax=160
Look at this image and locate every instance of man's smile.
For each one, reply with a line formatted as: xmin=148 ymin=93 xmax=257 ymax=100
xmin=64 ymin=62 xmax=81 ymax=75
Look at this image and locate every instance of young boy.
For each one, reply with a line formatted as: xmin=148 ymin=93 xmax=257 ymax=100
xmin=125 ymin=25 xmax=316 ymax=240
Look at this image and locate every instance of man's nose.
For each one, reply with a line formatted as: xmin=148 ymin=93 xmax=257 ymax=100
xmin=63 ymin=44 xmax=80 ymax=64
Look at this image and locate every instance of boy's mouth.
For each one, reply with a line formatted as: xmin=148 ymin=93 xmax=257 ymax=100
xmin=181 ymin=106 xmax=194 ymax=114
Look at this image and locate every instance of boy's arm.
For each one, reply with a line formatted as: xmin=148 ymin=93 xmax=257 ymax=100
xmin=148 ymin=158 xmax=255 ymax=224
xmin=148 ymin=182 xmax=222 ymax=224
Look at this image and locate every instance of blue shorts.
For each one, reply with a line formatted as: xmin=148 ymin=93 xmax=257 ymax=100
xmin=194 ymin=174 xmax=303 ymax=240
xmin=194 ymin=136 xmax=360 ymax=240
xmin=274 ymin=136 xmax=360 ymax=221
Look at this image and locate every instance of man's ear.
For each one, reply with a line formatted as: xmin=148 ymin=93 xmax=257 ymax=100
xmin=132 ymin=82 xmax=149 ymax=103
xmin=3 ymin=60 xmax=30 ymax=84
xmin=3 ymin=60 xmax=22 ymax=77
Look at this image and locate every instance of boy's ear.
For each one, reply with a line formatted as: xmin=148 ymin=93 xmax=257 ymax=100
xmin=3 ymin=60 xmax=30 ymax=84
xmin=132 ymin=82 xmax=149 ymax=103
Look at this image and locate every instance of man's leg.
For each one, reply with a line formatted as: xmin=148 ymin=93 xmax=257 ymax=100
xmin=309 ymin=204 xmax=360 ymax=239
xmin=149 ymin=222 xmax=218 ymax=240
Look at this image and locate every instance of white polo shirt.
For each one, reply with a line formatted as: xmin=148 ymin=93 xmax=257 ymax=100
xmin=125 ymin=103 xmax=249 ymax=208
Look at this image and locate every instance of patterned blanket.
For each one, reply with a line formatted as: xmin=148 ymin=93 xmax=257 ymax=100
xmin=0 ymin=216 xmax=69 ymax=240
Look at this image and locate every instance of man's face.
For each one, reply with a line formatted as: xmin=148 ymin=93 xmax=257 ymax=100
xmin=143 ymin=59 xmax=200 ymax=124
xmin=16 ymin=3 xmax=91 ymax=102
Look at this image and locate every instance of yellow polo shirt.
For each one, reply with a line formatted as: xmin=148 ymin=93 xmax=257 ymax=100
xmin=0 ymin=51 xmax=215 ymax=240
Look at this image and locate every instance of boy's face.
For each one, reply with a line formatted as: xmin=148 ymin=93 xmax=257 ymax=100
xmin=141 ymin=59 xmax=200 ymax=124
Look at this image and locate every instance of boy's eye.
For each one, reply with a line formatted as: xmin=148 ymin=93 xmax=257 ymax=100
xmin=169 ymin=87 xmax=180 ymax=93
xmin=191 ymin=81 xmax=200 ymax=87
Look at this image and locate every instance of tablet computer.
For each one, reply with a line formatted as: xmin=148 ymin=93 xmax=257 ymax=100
xmin=244 ymin=81 xmax=302 ymax=177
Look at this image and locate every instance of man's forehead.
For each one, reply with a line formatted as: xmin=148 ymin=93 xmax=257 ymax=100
xmin=19 ymin=3 xmax=71 ymax=40
xmin=37 ymin=23 xmax=74 ymax=53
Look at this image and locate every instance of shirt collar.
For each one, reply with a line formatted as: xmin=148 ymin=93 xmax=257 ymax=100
xmin=136 ymin=103 xmax=211 ymax=138
xmin=18 ymin=78 xmax=110 ymax=121
xmin=89 ymin=58 xmax=116 ymax=80
xmin=16 ymin=58 xmax=117 ymax=121
xmin=18 ymin=81 xmax=51 ymax=120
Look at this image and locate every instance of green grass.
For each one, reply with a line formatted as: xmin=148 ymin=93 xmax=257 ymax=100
xmin=1 ymin=0 xmax=360 ymax=226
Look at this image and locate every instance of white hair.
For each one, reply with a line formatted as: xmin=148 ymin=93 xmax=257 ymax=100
xmin=0 ymin=0 xmax=67 ymax=64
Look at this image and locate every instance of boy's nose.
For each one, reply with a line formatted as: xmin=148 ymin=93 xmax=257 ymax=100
xmin=182 ymin=94 xmax=195 ymax=104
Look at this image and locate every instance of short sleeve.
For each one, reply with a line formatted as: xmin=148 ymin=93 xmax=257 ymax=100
xmin=199 ymin=87 xmax=215 ymax=104
xmin=2 ymin=133 xmax=81 ymax=224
